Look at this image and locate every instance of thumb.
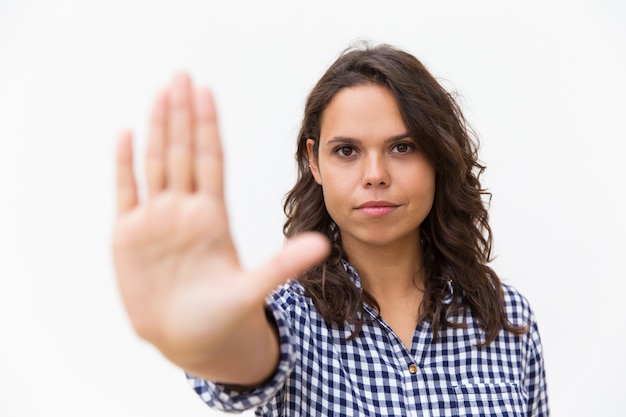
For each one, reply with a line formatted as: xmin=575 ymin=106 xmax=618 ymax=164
xmin=251 ymin=232 xmax=330 ymax=295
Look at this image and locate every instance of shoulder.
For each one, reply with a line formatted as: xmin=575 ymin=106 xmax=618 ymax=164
xmin=500 ymin=282 xmax=536 ymax=327
xmin=500 ymin=282 xmax=545 ymax=359
xmin=268 ymin=280 xmax=308 ymax=311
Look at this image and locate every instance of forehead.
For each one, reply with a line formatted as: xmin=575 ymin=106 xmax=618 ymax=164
xmin=319 ymin=84 xmax=408 ymax=142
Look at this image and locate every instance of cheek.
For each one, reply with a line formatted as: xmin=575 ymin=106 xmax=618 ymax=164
xmin=317 ymin=161 xmax=350 ymax=200
xmin=404 ymin=167 xmax=436 ymax=204
xmin=424 ymin=177 xmax=436 ymax=205
xmin=320 ymin=181 xmax=341 ymax=208
xmin=319 ymin=178 xmax=349 ymax=219
xmin=417 ymin=163 xmax=436 ymax=192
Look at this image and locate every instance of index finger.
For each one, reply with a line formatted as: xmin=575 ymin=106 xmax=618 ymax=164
xmin=194 ymin=88 xmax=224 ymax=197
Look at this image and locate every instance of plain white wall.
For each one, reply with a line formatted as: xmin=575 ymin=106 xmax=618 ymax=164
xmin=0 ymin=0 xmax=624 ymax=415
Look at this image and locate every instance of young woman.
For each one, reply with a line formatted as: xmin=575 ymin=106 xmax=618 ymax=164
xmin=114 ymin=43 xmax=549 ymax=416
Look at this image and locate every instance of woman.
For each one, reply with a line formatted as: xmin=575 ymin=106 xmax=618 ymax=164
xmin=114 ymin=43 xmax=549 ymax=416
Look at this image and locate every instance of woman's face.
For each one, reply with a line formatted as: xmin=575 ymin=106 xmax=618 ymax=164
xmin=307 ymin=84 xmax=436 ymax=253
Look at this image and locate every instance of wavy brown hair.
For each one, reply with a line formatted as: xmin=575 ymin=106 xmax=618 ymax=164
xmin=283 ymin=43 xmax=527 ymax=346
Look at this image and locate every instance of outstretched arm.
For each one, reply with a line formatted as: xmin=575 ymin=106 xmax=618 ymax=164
xmin=113 ymin=73 xmax=329 ymax=385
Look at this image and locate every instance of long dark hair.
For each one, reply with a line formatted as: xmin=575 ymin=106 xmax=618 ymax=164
xmin=283 ymin=43 xmax=526 ymax=345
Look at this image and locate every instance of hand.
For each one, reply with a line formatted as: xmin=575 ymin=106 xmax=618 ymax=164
xmin=112 ymin=73 xmax=329 ymax=379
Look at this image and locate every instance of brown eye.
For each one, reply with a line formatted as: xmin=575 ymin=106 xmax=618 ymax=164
xmin=337 ymin=146 xmax=355 ymax=157
xmin=393 ymin=143 xmax=412 ymax=154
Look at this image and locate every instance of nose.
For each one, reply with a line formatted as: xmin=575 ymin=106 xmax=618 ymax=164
xmin=362 ymin=154 xmax=389 ymax=187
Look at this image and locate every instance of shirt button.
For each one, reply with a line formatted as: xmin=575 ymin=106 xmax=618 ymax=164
xmin=408 ymin=363 xmax=418 ymax=374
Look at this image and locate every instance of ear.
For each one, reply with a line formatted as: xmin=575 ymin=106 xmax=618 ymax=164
xmin=306 ymin=139 xmax=322 ymax=185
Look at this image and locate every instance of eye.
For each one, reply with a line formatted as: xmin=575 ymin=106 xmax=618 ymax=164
xmin=335 ymin=146 xmax=357 ymax=157
xmin=391 ymin=142 xmax=414 ymax=154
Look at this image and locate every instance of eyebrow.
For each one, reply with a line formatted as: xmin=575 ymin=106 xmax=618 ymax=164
xmin=326 ymin=133 xmax=413 ymax=146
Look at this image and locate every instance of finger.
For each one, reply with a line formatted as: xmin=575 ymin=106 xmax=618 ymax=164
xmin=251 ymin=232 xmax=331 ymax=296
xmin=146 ymin=89 xmax=168 ymax=197
xmin=116 ymin=130 xmax=138 ymax=214
xmin=194 ymin=88 xmax=224 ymax=197
xmin=167 ymin=72 xmax=194 ymax=192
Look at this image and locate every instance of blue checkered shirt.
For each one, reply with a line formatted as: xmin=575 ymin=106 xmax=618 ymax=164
xmin=188 ymin=263 xmax=549 ymax=416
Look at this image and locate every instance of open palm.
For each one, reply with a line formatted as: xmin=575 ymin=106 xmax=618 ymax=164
xmin=112 ymin=73 xmax=328 ymax=380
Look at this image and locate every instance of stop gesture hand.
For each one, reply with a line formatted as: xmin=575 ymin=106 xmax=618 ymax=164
xmin=112 ymin=73 xmax=328 ymax=383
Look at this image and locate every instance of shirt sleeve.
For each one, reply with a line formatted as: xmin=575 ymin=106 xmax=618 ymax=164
xmin=502 ymin=283 xmax=550 ymax=416
xmin=185 ymin=291 xmax=297 ymax=413
xmin=525 ymin=317 xmax=550 ymax=417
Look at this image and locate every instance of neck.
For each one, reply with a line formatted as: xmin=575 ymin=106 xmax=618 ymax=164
xmin=343 ymin=236 xmax=424 ymax=301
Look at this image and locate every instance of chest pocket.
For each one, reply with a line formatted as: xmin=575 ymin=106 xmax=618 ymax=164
xmin=454 ymin=381 xmax=527 ymax=417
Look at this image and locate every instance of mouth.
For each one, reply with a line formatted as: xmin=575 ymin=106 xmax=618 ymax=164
xmin=355 ymin=201 xmax=399 ymax=216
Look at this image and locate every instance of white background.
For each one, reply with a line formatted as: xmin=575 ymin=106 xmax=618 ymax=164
xmin=1 ymin=1 xmax=624 ymax=415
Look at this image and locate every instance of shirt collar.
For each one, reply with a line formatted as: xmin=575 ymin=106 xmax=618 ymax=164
xmin=341 ymin=259 xmax=363 ymax=290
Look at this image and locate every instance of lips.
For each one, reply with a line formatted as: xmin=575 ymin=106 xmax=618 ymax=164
xmin=355 ymin=201 xmax=398 ymax=216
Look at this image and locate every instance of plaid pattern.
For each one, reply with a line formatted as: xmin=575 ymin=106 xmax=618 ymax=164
xmin=188 ymin=263 xmax=549 ymax=416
